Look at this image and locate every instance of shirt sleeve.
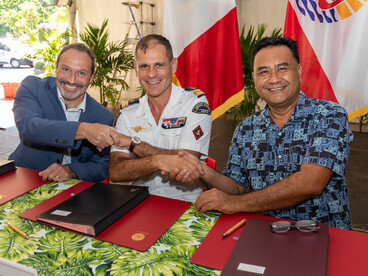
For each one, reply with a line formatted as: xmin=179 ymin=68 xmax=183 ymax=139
xmin=177 ymin=97 xmax=212 ymax=157
xmin=302 ymin=106 xmax=353 ymax=176
xmin=111 ymin=109 xmax=131 ymax=154
xmin=222 ymin=121 xmax=249 ymax=187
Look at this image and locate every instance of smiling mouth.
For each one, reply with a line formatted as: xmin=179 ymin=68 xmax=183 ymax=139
xmin=146 ymin=80 xmax=160 ymax=85
xmin=268 ymin=86 xmax=286 ymax=91
xmin=60 ymin=80 xmax=83 ymax=90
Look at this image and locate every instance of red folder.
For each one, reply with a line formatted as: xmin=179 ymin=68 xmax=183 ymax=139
xmin=190 ymin=213 xmax=280 ymax=270
xmin=0 ymin=167 xmax=46 ymax=205
xmin=19 ymin=181 xmax=191 ymax=251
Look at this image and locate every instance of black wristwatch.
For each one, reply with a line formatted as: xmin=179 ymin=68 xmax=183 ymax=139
xmin=129 ymin=136 xmax=141 ymax=152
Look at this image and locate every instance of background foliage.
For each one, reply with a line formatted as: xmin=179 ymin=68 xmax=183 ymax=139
xmin=78 ymin=19 xmax=135 ymax=107
xmin=0 ymin=0 xmax=60 ymax=38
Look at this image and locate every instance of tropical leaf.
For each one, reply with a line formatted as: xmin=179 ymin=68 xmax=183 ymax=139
xmin=91 ymin=239 xmax=130 ymax=264
xmin=9 ymin=185 xmax=60 ymax=211
xmin=37 ymin=230 xmax=89 ymax=259
xmin=0 ymin=207 xmax=47 ymax=240
xmin=18 ymin=253 xmax=63 ymax=276
xmin=78 ymin=19 xmax=134 ymax=107
xmin=0 ymin=228 xmax=39 ymax=262
xmin=48 ymin=249 xmax=100 ymax=275
xmin=110 ymin=246 xmax=189 ymax=275
xmin=167 ymin=245 xmax=220 ymax=276
xmin=178 ymin=207 xmax=220 ymax=241
xmin=189 ymin=218 xmax=217 ymax=241
xmin=159 ymin=223 xmax=196 ymax=246
xmin=94 ymin=263 xmax=111 ymax=276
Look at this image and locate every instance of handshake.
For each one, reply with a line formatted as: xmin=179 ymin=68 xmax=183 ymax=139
xmin=76 ymin=122 xmax=130 ymax=151
xmin=81 ymin=122 xmax=206 ymax=183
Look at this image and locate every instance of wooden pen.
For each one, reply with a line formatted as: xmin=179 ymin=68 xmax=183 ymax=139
xmin=222 ymin=219 xmax=246 ymax=238
xmin=8 ymin=222 xmax=29 ymax=239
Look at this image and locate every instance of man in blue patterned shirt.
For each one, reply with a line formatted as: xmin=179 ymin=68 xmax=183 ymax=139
xmin=173 ymin=36 xmax=353 ymax=229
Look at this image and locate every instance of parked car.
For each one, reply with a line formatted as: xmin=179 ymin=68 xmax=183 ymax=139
xmin=0 ymin=39 xmax=34 ymax=68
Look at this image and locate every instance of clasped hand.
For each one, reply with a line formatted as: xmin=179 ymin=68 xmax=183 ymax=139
xmin=160 ymin=151 xmax=204 ymax=183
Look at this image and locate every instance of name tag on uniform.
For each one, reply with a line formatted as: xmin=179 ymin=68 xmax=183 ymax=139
xmin=162 ymin=117 xmax=187 ymax=129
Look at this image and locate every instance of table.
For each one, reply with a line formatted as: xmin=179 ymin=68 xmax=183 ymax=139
xmin=0 ymin=179 xmax=222 ymax=275
xmin=0 ymin=172 xmax=367 ymax=275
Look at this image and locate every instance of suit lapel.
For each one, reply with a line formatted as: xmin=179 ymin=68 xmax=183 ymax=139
xmin=48 ymin=79 xmax=67 ymax=121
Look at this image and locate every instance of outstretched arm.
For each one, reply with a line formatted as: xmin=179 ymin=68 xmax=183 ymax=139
xmin=194 ymin=163 xmax=332 ymax=214
xmin=109 ymin=149 xmax=203 ymax=183
xmin=75 ymin=122 xmax=118 ymax=151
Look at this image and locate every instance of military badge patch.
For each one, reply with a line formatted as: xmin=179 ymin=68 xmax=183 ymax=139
xmin=192 ymin=102 xmax=211 ymax=115
xmin=192 ymin=125 xmax=204 ymax=140
xmin=162 ymin=117 xmax=187 ymax=129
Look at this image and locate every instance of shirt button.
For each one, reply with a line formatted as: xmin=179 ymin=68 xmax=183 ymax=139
xmin=278 ymin=155 xmax=282 ymax=159
xmin=278 ymin=132 xmax=282 ymax=136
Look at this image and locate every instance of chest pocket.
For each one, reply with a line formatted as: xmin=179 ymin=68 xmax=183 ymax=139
xmin=160 ymin=127 xmax=182 ymax=137
xmin=159 ymin=127 xmax=182 ymax=149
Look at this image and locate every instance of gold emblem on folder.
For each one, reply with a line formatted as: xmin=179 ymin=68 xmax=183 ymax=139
xmin=131 ymin=232 xmax=146 ymax=241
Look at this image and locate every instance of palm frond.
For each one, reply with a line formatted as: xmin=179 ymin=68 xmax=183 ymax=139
xmin=78 ymin=19 xmax=134 ymax=107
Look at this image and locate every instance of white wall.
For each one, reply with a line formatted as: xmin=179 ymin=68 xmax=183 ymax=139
xmin=66 ymin=0 xmax=288 ymax=102
xmin=236 ymin=0 xmax=288 ymax=35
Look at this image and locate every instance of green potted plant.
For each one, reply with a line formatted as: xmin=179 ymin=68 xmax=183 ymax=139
xmin=228 ymin=24 xmax=282 ymax=123
xmin=79 ymin=19 xmax=135 ymax=108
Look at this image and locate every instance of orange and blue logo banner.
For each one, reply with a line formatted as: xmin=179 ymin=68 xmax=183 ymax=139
xmin=284 ymin=0 xmax=368 ymax=120
xmin=163 ymin=0 xmax=244 ymax=121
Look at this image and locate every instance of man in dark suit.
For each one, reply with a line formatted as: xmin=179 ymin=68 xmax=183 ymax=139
xmin=9 ymin=43 xmax=118 ymax=183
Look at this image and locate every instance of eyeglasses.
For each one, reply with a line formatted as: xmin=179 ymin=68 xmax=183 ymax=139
xmin=270 ymin=220 xmax=319 ymax=233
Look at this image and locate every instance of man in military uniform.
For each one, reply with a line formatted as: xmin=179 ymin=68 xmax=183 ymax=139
xmin=109 ymin=34 xmax=212 ymax=202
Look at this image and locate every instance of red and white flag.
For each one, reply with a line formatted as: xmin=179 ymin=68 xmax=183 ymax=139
xmin=284 ymin=0 xmax=368 ymax=120
xmin=163 ymin=0 xmax=244 ymax=120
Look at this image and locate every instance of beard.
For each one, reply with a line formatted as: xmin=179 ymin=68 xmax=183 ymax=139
xmin=56 ymin=79 xmax=89 ymax=101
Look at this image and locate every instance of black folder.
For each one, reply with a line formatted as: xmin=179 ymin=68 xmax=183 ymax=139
xmin=221 ymin=217 xmax=329 ymax=276
xmin=0 ymin=160 xmax=16 ymax=176
xmin=36 ymin=183 xmax=149 ymax=236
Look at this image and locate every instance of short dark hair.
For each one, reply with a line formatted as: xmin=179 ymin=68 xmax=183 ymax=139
xmin=56 ymin=43 xmax=95 ymax=74
xmin=252 ymin=36 xmax=299 ymax=69
xmin=135 ymin=34 xmax=173 ymax=61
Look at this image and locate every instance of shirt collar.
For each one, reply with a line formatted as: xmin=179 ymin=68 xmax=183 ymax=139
xmin=57 ymin=87 xmax=86 ymax=112
xmin=135 ymin=83 xmax=181 ymax=118
xmin=255 ymin=91 xmax=314 ymax=126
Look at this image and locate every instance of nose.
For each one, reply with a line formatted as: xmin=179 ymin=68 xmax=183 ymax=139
xmin=268 ymin=69 xmax=282 ymax=83
xmin=69 ymin=72 xmax=77 ymax=84
xmin=147 ymin=67 xmax=157 ymax=78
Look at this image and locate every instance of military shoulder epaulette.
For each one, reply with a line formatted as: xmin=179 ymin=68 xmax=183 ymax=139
xmin=120 ymin=98 xmax=140 ymax=109
xmin=184 ymin=87 xmax=206 ymax=98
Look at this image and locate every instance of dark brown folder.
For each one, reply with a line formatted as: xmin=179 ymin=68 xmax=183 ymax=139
xmin=221 ymin=217 xmax=329 ymax=276
xmin=36 ymin=183 xmax=149 ymax=236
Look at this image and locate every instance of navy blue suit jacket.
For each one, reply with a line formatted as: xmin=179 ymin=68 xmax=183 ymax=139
xmin=9 ymin=76 xmax=114 ymax=182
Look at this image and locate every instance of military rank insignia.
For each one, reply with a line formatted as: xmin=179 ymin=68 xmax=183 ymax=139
xmin=192 ymin=125 xmax=204 ymax=140
xmin=192 ymin=102 xmax=211 ymax=115
xmin=184 ymin=87 xmax=206 ymax=98
xmin=120 ymin=98 xmax=140 ymax=109
xmin=162 ymin=117 xmax=187 ymax=129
